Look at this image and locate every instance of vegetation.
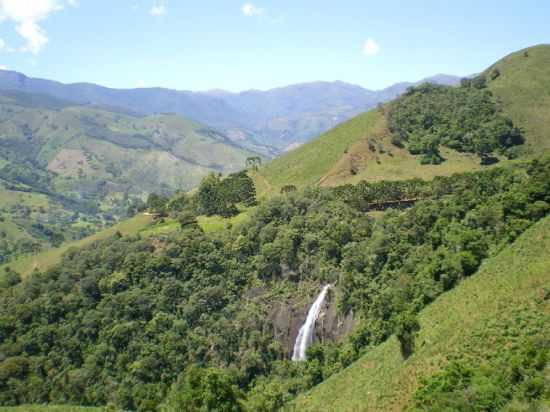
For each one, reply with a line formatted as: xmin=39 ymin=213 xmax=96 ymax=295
xmin=0 ymin=90 xmax=258 ymax=264
xmin=485 ymin=44 xmax=550 ymax=152
xmin=1 ymin=45 xmax=550 ymax=412
xmin=294 ymin=215 xmax=550 ymax=411
xmin=254 ymin=45 xmax=550 ymax=196
xmin=0 ymin=154 xmax=548 ymax=411
xmin=387 ymin=82 xmax=523 ymax=164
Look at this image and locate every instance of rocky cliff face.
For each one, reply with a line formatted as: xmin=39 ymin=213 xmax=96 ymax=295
xmin=270 ymin=288 xmax=356 ymax=356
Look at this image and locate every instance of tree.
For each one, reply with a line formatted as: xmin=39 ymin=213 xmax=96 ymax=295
xmin=160 ymin=367 xmax=244 ymax=412
xmin=246 ymin=156 xmax=262 ymax=171
xmin=178 ymin=211 xmax=199 ymax=230
xmin=0 ymin=268 xmax=21 ymax=288
xmin=394 ymin=312 xmax=420 ymax=359
xmin=280 ymin=185 xmax=297 ymax=195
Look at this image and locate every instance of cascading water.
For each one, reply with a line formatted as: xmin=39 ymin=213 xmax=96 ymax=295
xmin=292 ymin=285 xmax=332 ymax=361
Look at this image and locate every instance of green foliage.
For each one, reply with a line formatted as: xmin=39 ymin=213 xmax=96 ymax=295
xmin=0 ymin=157 xmax=548 ymax=411
xmin=413 ymin=335 xmax=549 ymax=411
xmin=197 ymin=171 xmax=256 ymax=217
xmin=161 ymin=367 xmax=244 ymax=412
xmin=388 ymin=83 xmax=524 ymax=163
xmin=0 ymin=268 xmax=21 ymax=288
xmin=293 ymin=215 xmax=550 ymax=412
xmin=393 ymin=312 xmax=420 ymax=359
xmin=0 ymin=91 xmax=258 ymax=263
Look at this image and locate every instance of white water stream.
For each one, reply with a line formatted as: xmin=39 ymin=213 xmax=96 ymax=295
xmin=292 ymin=285 xmax=332 ymax=361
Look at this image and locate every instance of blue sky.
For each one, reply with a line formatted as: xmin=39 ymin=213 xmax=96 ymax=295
xmin=0 ymin=0 xmax=548 ymax=92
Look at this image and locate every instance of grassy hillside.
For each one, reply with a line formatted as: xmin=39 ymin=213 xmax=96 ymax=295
xmin=1 ymin=213 xmax=153 ymax=278
xmin=293 ymin=215 xmax=550 ymax=411
xmin=254 ymin=109 xmax=484 ymax=196
xmin=1 ymin=207 xmax=255 ymax=279
xmin=486 ymin=44 xmax=550 ymax=152
xmin=255 ymin=45 xmax=550 ymax=196
xmin=0 ymin=90 xmax=257 ymax=263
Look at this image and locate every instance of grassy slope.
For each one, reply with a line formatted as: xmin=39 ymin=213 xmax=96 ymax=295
xmin=2 ymin=206 xmax=254 ymax=278
xmin=293 ymin=215 xmax=550 ymax=412
xmin=1 ymin=213 xmax=153 ymax=278
xmin=255 ymin=45 xmax=550 ymax=196
xmin=255 ymin=109 xmax=484 ymax=196
xmin=253 ymin=110 xmax=386 ymax=195
xmin=486 ymin=44 xmax=550 ymax=152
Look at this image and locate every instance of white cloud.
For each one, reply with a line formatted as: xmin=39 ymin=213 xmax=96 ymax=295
xmin=149 ymin=2 xmax=166 ymax=16
xmin=0 ymin=65 xmax=8 ymax=70
xmin=0 ymin=0 xmax=77 ymax=54
xmin=242 ymin=3 xmax=263 ymax=17
xmin=136 ymin=80 xmax=146 ymax=88
xmin=0 ymin=38 xmax=5 ymax=49
xmin=16 ymin=20 xmax=48 ymax=54
xmin=362 ymin=38 xmax=380 ymax=56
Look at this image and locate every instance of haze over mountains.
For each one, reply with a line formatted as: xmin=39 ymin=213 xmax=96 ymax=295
xmin=0 ymin=70 xmax=461 ymax=155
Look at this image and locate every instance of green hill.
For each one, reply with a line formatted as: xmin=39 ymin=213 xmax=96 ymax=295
xmin=485 ymin=44 xmax=550 ymax=152
xmin=255 ymin=45 xmax=550 ymax=196
xmin=0 ymin=213 xmax=154 ymax=279
xmin=293 ymin=215 xmax=550 ymax=411
xmin=0 ymin=90 xmax=257 ymax=263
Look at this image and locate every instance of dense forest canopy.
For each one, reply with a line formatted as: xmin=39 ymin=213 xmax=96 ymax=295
xmin=387 ymin=80 xmax=524 ymax=164
xmin=1 ymin=155 xmax=549 ymax=411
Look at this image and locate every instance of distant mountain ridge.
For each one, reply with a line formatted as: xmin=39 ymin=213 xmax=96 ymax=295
xmin=0 ymin=70 xmax=461 ymax=154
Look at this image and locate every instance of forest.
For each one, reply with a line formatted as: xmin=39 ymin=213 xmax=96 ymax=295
xmin=1 ymin=155 xmax=549 ymax=411
xmin=387 ymin=79 xmax=524 ymax=164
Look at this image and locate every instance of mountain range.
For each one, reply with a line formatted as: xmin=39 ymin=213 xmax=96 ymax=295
xmin=0 ymin=70 xmax=461 ymax=154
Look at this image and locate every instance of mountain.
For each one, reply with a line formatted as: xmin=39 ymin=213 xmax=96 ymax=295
xmin=1 ymin=46 xmax=549 ymax=412
xmin=0 ymin=89 xmax=255 ymax=263
xmin=0 ymin=70 xmax=461 ymax=154
xmin=254 ymin=45 xmax=550 ymax=196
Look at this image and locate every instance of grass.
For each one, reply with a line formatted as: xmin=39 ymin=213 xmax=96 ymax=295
xmin=254 ymin=109 xmax=488 ymax=196
xmin=1 ymin=213 xmax=154 ymax=278
xmin=0 ymin=407 xmax=101 ymax=412
xmin=254 ymin=45 xmax=550 ymax=197
xmin=1 ymin=207 xmax=255 ymax=278
xmin=292 ymin=215 xmax=550 ymax=412
xmin=197 ymin=208 xmax=254 ymax=233
xmin=254 ymin=110 xmax=386 ymax=196
xmin=486 ymin=44 xmax=550 ymax=152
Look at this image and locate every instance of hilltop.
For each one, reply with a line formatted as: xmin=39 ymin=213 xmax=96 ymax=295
xmin=484 ymin=44 xmax=550 ymax=152
xmin=255 ymin=45 xmax=550 ymax=196
xmin=0 ymin=70 xmax=460 ymax=154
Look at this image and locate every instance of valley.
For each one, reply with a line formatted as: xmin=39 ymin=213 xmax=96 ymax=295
xmin=0 ymin=41 xmax=549 ymax=412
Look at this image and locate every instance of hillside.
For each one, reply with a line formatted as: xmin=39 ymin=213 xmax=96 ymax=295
xmin=485 ymin=44 xmax=550 ymax=152
xmin=0 ymin=213 xmax=154 ymax=278
xmin=255 ymin=45 xmax=550 ymax=196
xmin=0 ymin=90 xmax=255 ymax=263
xmin=0 ymin=70 xmax=460 ymax=153
xmin=254 ymin=109 xmax=482 ymax=197
xmin=1 ymin=155 xmax=548 ymax=411
xmin=293 ymin=215 xmax=550 ymax=411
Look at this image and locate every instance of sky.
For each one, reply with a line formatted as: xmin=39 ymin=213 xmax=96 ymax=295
xmin=0 ymin=0 xmax=548 ymax=92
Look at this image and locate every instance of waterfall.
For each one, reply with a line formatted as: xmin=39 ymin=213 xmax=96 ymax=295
xmin=292 ymin=285 xmax=332 ymax=361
